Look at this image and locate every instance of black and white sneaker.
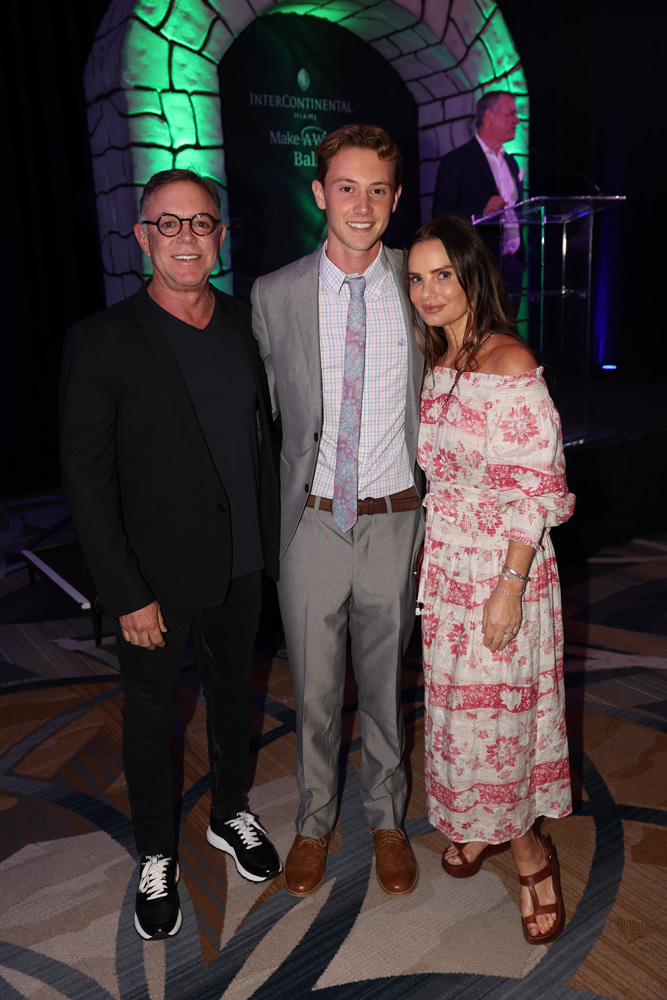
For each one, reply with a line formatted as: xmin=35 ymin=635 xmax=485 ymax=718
xmin=134 ymin=854 xmax=182 ymax=940
xmin=206 ymin=811 xmax=282 ymax=882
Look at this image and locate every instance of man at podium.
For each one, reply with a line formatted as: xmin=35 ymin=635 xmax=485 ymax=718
xmin=432 ymin=90 xmax=525 ymax=307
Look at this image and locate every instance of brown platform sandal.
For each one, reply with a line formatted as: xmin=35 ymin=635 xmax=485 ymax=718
xmin=441 ymin=840 xmax=510 ymax=878
xmin=519 ymin=833 xmax=565 ymax=944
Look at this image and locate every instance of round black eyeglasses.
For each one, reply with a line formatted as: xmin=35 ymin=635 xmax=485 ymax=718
xmin=141 ymin=213 xmax=222 ymax=237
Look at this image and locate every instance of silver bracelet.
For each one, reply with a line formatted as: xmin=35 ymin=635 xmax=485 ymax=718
xmin=495 ymin=583 xmax=525 ymax=597
xmin=502 ymin=564 xmax=529 ymax=582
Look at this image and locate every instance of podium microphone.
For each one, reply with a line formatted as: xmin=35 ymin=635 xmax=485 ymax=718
xmin=529 ymin=146 xmax=602 ymax=195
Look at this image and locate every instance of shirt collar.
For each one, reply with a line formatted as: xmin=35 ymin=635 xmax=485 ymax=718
xmin=476 ymin=133 xmax=505 ymax=160
xmin=319 ymin=241 xmax=390 ymax=297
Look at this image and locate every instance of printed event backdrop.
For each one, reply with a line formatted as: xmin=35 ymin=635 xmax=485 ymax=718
xmin=4 ymin=1 xmax=646 ymax=496
xmin=84 ymin=0 xmax=527 ymax=304
xmin=219 ymin=12 xmax=419 ymax=299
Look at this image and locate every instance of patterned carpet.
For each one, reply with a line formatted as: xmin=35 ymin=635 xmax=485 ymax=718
xmin=0 ymin=493 xmax=665 ymax=1000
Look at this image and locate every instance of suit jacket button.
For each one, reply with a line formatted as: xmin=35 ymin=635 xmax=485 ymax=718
xmin=217 ymin=503 xmax=227 ymax=512
xmin=304 ymin=484 xmax=309 ymax=493
xmin=314 ymin=432 xmax=319 ymax=441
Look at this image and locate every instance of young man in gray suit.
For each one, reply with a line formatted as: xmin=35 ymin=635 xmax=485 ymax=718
xmin=252 ymin=125 xmax=424 ymax=898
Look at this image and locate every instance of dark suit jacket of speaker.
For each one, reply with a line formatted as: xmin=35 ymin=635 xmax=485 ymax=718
xmin=432 ymin=136 xmax=524 ymax=262
xmin=59 ymin=284 xmax=279 ymax=620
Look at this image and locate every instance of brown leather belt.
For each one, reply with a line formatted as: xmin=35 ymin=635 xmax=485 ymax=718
xmin=306 ymin=486 xmax=421 ymax=516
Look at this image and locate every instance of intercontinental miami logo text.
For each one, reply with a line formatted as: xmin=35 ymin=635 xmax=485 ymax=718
xmin=249 ymin=92 xmax=353 ymax=112
xmin=249 ymin=90 xmax=354 ymax=166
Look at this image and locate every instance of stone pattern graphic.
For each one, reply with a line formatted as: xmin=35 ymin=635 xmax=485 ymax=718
xmin=85 ymin=0 xmax=527 ymax=304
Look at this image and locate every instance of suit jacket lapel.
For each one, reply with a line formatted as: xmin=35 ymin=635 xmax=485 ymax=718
xmin=472 ymin=138 xmax=524 ymax=212
xmin=384 ymin=247 xmax=424 ymax=454
xmin=506 ymin=153 xmax=523 ymax=201
xmin=288 ymin=250 xmax=324 ymax=416
xmin=385 ymin=248 xmax=422 ymax=393
xmin=470 ymin=137 xmax=498 ymax=195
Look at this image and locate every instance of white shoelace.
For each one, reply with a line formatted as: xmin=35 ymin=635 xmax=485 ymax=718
xmin=225 ymin=812 xmax=264 ymax=849
xmin=138 ymin=855 xmax=171 ymax=900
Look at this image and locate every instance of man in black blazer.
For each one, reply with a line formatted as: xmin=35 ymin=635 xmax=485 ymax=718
xmin=60 ymin=169 xmax=282 ymax=941
xmin=432 ymin=91 xmax=525 ymax=306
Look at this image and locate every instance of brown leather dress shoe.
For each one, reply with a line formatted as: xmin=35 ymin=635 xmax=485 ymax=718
xmin=284 ymin=833 xmax=331 ymax=897
xmin=371 ymin=828 xmax=419 ymax=896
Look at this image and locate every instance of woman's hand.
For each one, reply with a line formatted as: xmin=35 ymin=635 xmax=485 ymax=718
xmin=482 ymin=588 xmax=523 ymax=653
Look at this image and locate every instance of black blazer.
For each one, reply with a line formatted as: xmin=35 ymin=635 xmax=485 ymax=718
xmin=59 ymin=284 xmax=279 ymax=619
xmin=432 ymin=136 xmax=524 ymax=261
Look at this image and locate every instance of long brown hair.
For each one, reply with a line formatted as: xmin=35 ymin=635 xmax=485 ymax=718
xmin=406 ymin=215 xmax=522 ymax=378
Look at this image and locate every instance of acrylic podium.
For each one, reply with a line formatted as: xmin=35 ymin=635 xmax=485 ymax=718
xmin=475 ymin=196 xmax=626 ymax=443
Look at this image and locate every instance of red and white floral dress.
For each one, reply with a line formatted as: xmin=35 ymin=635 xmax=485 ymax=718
xmin=417 ymin=366 xmax=575 ymax=844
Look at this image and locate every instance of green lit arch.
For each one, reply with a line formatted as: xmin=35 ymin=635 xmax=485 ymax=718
xmin=86 ymin=0 xmax=527 ymax=303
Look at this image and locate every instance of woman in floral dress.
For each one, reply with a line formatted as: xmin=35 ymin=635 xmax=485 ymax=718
xmin=407 ymin=216 xmax=575 ymax=944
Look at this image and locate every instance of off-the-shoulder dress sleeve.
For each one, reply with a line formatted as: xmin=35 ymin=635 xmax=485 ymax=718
xmin=484 ymin=370 xmax=575 ymax=549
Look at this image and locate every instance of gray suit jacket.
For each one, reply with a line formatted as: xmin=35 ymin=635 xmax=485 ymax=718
xmin=251 ymin=246 xmax=424 ymax=559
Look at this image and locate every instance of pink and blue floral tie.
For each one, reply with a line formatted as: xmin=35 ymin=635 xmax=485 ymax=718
xmin=332 ymin=275 xmax=366 ymax=532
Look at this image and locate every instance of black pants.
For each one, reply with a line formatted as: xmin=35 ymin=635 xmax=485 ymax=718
xmin=115 ymin=571 xmax=262 ymax=856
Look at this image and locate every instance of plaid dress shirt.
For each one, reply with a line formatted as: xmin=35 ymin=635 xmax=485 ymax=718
xmin=311 ymin=244 xmax=413 ymax=499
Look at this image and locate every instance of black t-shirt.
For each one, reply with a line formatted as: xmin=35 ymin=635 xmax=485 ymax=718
xmin=149 ymin=294 xmax=263 ymax=579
